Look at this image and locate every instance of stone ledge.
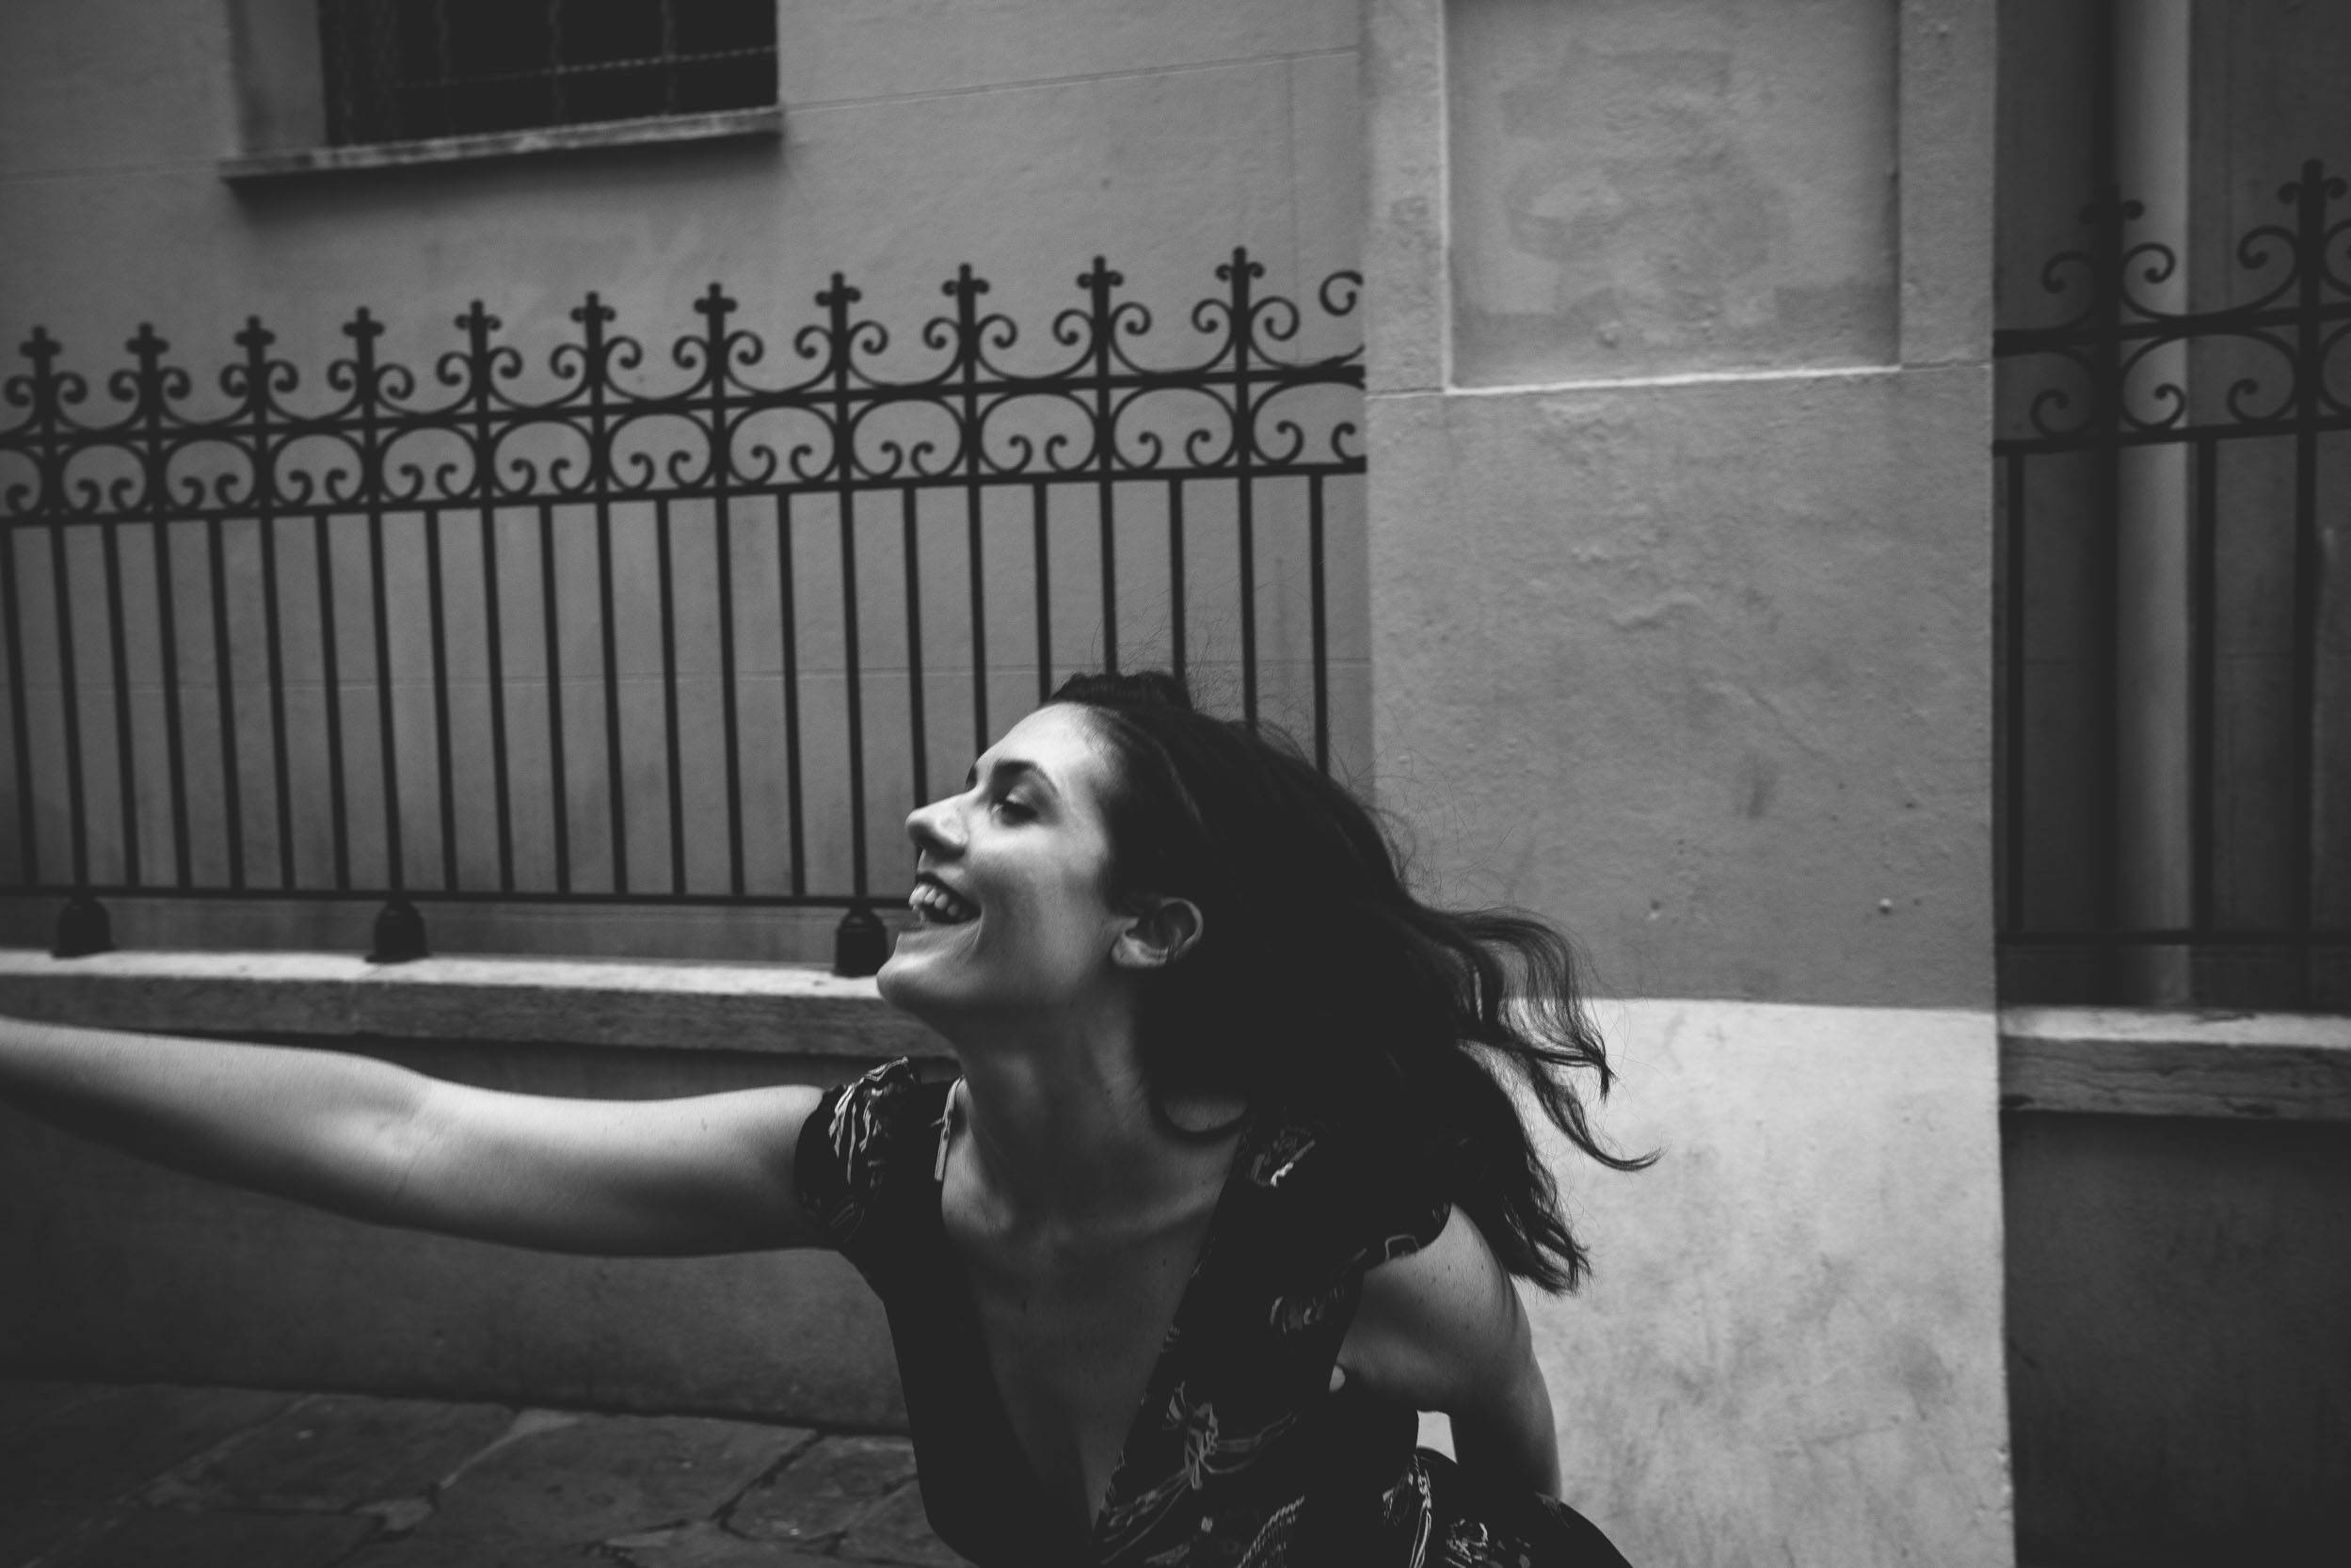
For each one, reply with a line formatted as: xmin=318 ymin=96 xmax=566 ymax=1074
xmin=1999 ymin=1007 xmax=2351 ymax=1121
xmin=220 ymin=105 xmax=783 ymax=182
xmin=0 ymin=948 xmax=949 ymax=1061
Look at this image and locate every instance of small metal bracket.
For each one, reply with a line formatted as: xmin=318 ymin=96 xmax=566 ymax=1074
xmin=834 ymin=904 xmax=888 ymax=978
xmin=368 ymin=897 xmax=429 ymax=964
xmin=52 ymin=895 xmax=113 ymax=958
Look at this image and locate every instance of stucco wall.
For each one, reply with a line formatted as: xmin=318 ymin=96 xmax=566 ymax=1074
xmin=1361 ymin=2 xmax=2009 ymax=1562
xmin=1528 ymin=999 xmax=2010 ymax=1566
xmin=1365 ymin=0 xmax=1994 ymax=1010
xmin=0 ymin=0 xmax=1371 ymax=962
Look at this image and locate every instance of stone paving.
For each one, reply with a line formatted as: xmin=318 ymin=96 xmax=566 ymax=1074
xmin=0 ymin=1382 xmax=971 ymax=1567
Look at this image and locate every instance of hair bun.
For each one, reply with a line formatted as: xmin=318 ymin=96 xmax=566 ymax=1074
xmin=1050 ymin=670 xmax=1195 ymax=712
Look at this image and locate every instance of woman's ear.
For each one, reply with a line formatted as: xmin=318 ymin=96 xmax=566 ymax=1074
xmin=1110 ymin=896 xmax=1205 ymax=970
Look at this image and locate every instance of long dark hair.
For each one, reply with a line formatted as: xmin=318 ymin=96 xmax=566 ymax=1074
xmin=1051 ymin=670 xmax=1649 ymax=1292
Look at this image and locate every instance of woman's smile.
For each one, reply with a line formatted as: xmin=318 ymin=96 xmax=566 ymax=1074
xmin=876 ymin=705 xmax=1129 ymax=1019
xmin=908 ymin=875 xmax=980 ymax=927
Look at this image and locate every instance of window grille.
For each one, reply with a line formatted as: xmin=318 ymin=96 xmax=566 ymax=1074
xmin=317 ymin=0 xmax=776 ymax=146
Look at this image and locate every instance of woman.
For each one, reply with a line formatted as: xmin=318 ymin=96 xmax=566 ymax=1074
xmin=0 ymin=671 xmax=1641 ymax=1566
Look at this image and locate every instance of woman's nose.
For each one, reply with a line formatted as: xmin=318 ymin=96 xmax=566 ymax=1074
xmin=905 ymin=792 xmax=965 ymax=856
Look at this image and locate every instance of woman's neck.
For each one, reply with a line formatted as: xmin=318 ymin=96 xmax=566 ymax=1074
xmin=947 ymin=1009 xmax=1237 ymax=1240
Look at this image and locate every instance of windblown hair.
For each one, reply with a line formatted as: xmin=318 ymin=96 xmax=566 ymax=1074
xmin=1050 ymin=670 xmax=1649 ymax=1292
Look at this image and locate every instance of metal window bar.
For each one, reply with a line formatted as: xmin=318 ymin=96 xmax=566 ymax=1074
xmin=0 ymin=252 xmax=1365 ymax=973
xmin=1993 ymin=158 xmax=2351 ymax=1010
xmin=316 ymin=0 xmax=777 ymax=147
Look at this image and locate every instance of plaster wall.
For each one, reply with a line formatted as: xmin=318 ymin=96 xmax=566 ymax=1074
xmin=1361 ymin=3 xmax=2009 ymax=1560
xmin=1447 ymin=0 xmax=1899 ymax=387
xmin=0 ymin=0 xmax=1372 ymax=960
xmin=1366 ymin=0 xmax=1996 ymax=1010
xmin=1517 ymin=999 xmax=2011 ymax=1567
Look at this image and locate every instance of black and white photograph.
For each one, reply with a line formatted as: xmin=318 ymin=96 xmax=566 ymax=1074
xmin=0 ymin=2 xmax=2343 ymax=1564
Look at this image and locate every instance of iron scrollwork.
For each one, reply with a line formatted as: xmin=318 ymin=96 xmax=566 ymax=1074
xmin=0 ymin=251 xmax=1367 ymax=966
xmin=1995 ymin=158 xmax=2351 ymax=451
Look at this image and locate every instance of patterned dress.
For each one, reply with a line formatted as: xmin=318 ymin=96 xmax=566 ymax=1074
xmin=795 ymin=1059 xmax=1635 ymax=1568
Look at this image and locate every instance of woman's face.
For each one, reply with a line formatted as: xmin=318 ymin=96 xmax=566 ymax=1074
xmin=876 ymin=704 xmax=1132 ymax=1022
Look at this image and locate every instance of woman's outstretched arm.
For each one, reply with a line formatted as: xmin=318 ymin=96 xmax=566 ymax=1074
xmin=0 ymin=1014 xmax=826 ymax=1256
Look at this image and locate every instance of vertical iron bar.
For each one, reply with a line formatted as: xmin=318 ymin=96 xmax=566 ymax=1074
xmin=480 ymin=506 xmax=515 ymax=891
xmin=716 ymin=491 xmax=744 ymax=896
xmin=967 ymin=484 xmax=988 ymax=752
xmin=2002 ymin=454 xmax=2029 ymax=938
xmin=841 ymin=488 xmax=869 ymax=897
xmin=545 ymin=0 xmax=567 ymax=123
xmin=1087 ymin=261 xmax=1121 ymax=673
xmin=537 ymin=502 xmax=570 ymax=892
xmin=238 ymin=319 xmax=292 ymax=888
xmin=821 ymin=277 xmax=871 ymax=900
xmin=0 ymin=528 xmax=36 ymax=882
xmin=367 ymin=508 xmax=405 ymax=893
xmin=424 ymin=506 xmax=458 ymax=889
xmin=463 ymin=303 xmax=516 ymax=892
xmin=101 ymin=520 xmax=139 ymax=887
xmin=2189 ymin=438 xmax=2217 ymax=940
xmin=205 ymin=517 xmax=245 ymax=886
xmin=657 ymin=0 xmax=679 ymax=114
xmin=1167 ymin=478 xmax=1186 ymax=681
xmin=316 ymin=513 xmax=350 ymax=889
xmin=153 ymin=513 xmax=191 ymax=886
xmin=1308 ymin=474 xmax=1329 ymax=773
xmin=578 ymin=295 xmax=628 ymax=895
xmin=594 ymin=503 xmax=625 ymax=893
xmin=2092 ymin=194 xmax=2122 ymax=998
xmin=2285 ymin=159 xmax=2327 ymax=1005
xmin=952 ymin=265 xmax=990 ymax=752
xmin=1230 ymin=251 xmax=1259 ymax=730
xmin=259 ymin=518 xmax=295 ymax=888
xmin=46 ymin=521 xmax=90 ymax=888
xmin=1032 ymin=482 xmax=1051 ymax=702
xmin=904 ymin=488 xmax=928 ymax=806
xmin=656 ymin=496 xmax=686 ymax=893
xmin=776 ymin=493 xmax=806 ymax=894
xmin=700 ymin=287 xmax=745 ymax=897
xmin=430 ymin=0 xmax=453 ymax=135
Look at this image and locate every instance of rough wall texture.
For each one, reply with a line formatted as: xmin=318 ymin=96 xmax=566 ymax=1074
xmin=1361 ymin=3 xmax=2010 ymax=1562
xmin=1527 ymin=1000 xmax=2012 ymax=1568
xmin=1367 ymin=364 xmax=1991 ymax=1005
xmin=1447 ymin=0 xmax=1899 ymax=386
xmin=1367 ymin=0 xmax=1995 ymax=1009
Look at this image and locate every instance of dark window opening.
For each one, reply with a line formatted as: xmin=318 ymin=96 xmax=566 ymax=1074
xmin=317 ymin=0 xmax=776 ymax=146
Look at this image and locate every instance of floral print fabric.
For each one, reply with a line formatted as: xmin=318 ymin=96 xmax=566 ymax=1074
xmin=795 ymin=1059 xmax=1632 ymax=1568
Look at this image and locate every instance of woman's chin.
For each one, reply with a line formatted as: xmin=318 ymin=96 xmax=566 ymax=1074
xmin=875 ymin=927 xmax=957 ymax=1007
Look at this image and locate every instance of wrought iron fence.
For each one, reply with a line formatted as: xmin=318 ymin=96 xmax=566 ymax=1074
xmin=0 ymin=250 xmax=1366 ymax=972
xmin=1994 ymin=158 xmax=2349 ymax=1009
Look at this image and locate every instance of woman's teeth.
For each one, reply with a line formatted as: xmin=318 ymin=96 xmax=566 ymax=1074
xmin=909 ymin=882 xmax=978 ymax=924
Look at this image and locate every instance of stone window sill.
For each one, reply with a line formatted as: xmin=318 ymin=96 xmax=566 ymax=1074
xmin=220 ymin=105 xmax=782 ymax=184
xmin=2000 ymin=1006 xmax=2351 ymax=1122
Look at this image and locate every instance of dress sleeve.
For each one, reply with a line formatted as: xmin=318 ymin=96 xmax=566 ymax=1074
xmin=1252 ymin=1116 xmax=1457 ymax=1339
xmin=793 ymin=1057 xmax=938 ymax=1270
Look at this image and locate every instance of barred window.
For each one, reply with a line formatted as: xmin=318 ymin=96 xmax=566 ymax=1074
xmin=317 ymin=0 xmax=776 ymax=146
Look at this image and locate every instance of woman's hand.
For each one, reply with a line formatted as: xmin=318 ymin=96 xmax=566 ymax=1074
xmin=0 ymin=1015 xmax=826 ymax=1256
xmin=1335 ymin=1205 xmax=1562 ymax=1498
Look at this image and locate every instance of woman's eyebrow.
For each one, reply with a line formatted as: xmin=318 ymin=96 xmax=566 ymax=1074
xmin=966 ymin=757 xmax=1056 ymax=794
